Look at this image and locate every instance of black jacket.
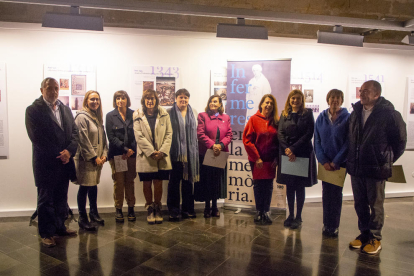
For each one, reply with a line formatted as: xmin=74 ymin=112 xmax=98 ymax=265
xmin=277 ymin=108 xmax=318 ymax=187
xmin=347 ymin=97 xmax=406 ymax=179
xmin=25 ymin=96 xmax=79 ymax=187
xmin=105 ymin=108 xmax=137 ymax=160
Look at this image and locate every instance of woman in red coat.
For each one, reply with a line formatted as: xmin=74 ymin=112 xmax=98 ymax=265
xmin=243 ymin=94 xmax=279 ymax=224
xmin=195 ymin=95 xmax=233 ymax=218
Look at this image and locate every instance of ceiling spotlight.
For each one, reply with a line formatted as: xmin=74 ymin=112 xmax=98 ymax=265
xmin=217 ymin=18 xmax=268 ymax=40
xmin=402 ymin=32 xmax=414 ymax=45
xmin=42 ymin=6 xmax=104 ymax=31
xmin=317 ymin=25 xmax=364 ymax=47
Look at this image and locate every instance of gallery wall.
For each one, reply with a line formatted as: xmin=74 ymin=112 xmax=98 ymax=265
xmin=0 ymin=22 xmax=413 ymax=216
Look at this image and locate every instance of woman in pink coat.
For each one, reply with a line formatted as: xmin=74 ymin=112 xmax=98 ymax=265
xmin=195 ymin=95 xmax=233 ymax=218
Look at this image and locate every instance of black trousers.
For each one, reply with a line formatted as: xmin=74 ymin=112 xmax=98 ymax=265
xmin=253 ymin=179 xmax=273 ymax=212
xmin=37 ymin=180 xmax=69 ymax=238
xmin=350 ymin=176 xmax=385 ymax=240
xmin=167 ymin=162 xmax=194 ymax=214
xmin=322 ymin=181 xmax=343 ymax=229
xmin=77 ymin=185 xmax=98 ymax=213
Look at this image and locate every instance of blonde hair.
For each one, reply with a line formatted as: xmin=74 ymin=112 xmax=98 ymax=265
xmin=83 ymin=90 xmax=103 ymax=124
xmin=282 ymin=90 xmax=306 ymax=117
xmin=258 ymin=94 xmax=279 ymax=127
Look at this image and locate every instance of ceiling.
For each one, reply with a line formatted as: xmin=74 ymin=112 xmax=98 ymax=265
xmin=0 ymin=0 xmax=413 ymax=45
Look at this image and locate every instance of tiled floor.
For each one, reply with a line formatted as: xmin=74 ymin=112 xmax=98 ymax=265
xmin=0 ymin=197 xmax=414 ymax=276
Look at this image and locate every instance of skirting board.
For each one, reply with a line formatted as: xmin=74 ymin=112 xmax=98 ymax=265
xmin=1 ymin=192 xmax=413 ymax=217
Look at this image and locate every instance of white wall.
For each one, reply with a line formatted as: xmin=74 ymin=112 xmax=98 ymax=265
xmin=1 ymin=22 xmax=413 ymax=216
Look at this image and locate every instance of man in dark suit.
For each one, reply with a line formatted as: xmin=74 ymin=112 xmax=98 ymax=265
xmin=26 ymin=77 xmax=79 ymax=247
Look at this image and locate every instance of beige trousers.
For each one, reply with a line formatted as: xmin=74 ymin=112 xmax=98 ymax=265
xmin=110 ymin=157 xmax=137 ymax=209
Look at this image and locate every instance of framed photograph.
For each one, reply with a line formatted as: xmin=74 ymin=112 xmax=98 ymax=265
xmin=156 ymin=77 xmax=175 ymax=107
xmin=304 ymin=89 xmax=313 ymax=103
xmin=71 ymin=96 xmax=84 ymax=110
xmin=71 ymin=75 xmax=87 ymax=96
xmin=60 ymin=78 xmax=69 ymax=90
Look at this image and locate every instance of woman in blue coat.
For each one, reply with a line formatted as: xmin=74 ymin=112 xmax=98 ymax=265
xmin=314 ymin=89 xmax=349 ymax=237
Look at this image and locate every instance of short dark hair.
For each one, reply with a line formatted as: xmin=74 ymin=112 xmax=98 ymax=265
xmin=205 ymin=95 xmax=224 ymax=114
xmin=364 ymin=80 xmax=382 ymax=95
xmin=41 ymin=77 xmax=58 ymax=88
xmin=175 ymin=88 xmax=190 ymax=98
xmin=141 ymin=89 xmax=159 ymax=112
xmin=326 ymin=89 xmax=344 ymax=104
xmin=112 ymin=90 xmax=131 ymax=108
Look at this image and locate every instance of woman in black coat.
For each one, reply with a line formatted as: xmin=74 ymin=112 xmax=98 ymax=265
xmin=106 ymin=90 xmax=137 ymax=222
xmin=277 ymin=89 xmax=317 ymax=229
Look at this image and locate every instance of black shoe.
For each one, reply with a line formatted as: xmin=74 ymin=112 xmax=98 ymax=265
xmin=329 ymin=228 xmax=339 ymax=237
xmin=262 ymin=212 xmax=273 ymax=224
xmin=89 ymin=210 xmax=104 ymax=225
xmin=204 ymin=208 xmax=211 ymax=218
xmin=128 ymin=207 xmax=136 ymax=221
xmin=78 ymin=212 xmax=96 ymax=231
xmin=284 ymin=216 xmax=294 ymax=227
xmin=115 ymin=208 xmax=124 ymax=222
xmin=322 ymin=226 xmax=330 ymax=236
xmin=182 ymin=211 xmax=197 ymax=219
xmin=254 ymin=211 xmax=263 ymax=223
xmin=290 ymin=218 xmax=302 ymax=229
xmin=169 ymin=212 xmax=180 ymax=222
xmin=211 ymin=208 xmax=220 ymax=218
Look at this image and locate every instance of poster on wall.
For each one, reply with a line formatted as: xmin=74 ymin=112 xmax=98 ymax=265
xmin=210 ymin=67 xmax=227 ymax=102
xmin=348 ymin=73 xmax=385 ymax=111
xmin=225 ymin=59 xmax=291 ymax=208
xmin=405 ymin=76 xmax=414 ymax=150
xmin=0 ymin=63 xmax=8 ymax=159
xmin=43 ymin=64 xmax=97 ymax=113
xmin=290 ymin=71 xmax=323 ymax=114
xmin=130 ymin=66 xmax=180 ymax=110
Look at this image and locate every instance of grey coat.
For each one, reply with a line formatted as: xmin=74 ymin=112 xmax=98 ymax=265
xmin=73 ymin=110 xmax=108 ymax=186
xmin=133 ymin=106 xmax=172 ymax=173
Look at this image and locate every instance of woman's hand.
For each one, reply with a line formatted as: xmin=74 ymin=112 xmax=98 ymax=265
xmin=285 ymin=148 xmax=293 ymax=157
xmin=151 ymin=151 xmax=164 ymax=160
xmin=213 ymin=144 xmax=222 ymax=156
xmin=256 ymin=159 xmax=263 ymax=169
xmin=330 ymin=162 xmax=339 ymax=171
xmin=95 ymin=157 xmax=103 ymax=166
xmin=126 ymin=149 xmax=135 ymax=158
xmin=323 ymin=162 xmax=334 ymax=171
xmin=288 ymin=153 xmax=296 ymax=162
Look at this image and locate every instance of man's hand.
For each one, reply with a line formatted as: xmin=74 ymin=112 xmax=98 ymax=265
xmin=57 ymin=149 xmax=71 ymax=164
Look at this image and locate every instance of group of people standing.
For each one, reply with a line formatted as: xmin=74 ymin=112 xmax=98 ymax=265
xmin=26 ymin=77 xmax=406 ymax=256
xmin=242 ymin=80 xmax=406 ymax=255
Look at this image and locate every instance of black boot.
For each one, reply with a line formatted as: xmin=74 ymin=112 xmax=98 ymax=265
xmin=254 ymin=211 xmax=263 ymax=223
xmin=128 ymin=207 xmax=136 ymax=221
xmin=116 ymin=208 xmax=124 ymax=222
xmin=89 ymin=209 xmax=104 ymax=225
xmin=262 ymin=212 xmax=273 ymax=225
xmin=78 ymin=212 xmax=96 ymax=231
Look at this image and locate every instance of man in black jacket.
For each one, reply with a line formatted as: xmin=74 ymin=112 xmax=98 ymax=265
xmin=26 ymin=78 xmax=79 ymax=247
xmin=347 ymin=80 xmax=406 ymax=254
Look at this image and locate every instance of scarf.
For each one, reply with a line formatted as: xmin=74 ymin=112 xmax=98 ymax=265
xmin=170 ymin=103 xmax=200 ymax=182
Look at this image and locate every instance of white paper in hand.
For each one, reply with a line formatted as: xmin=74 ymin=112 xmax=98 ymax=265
xmin=114 ymin=155 xmax=128 ymax=172
xmin=203 ymin=149 xmax=229 ymax=169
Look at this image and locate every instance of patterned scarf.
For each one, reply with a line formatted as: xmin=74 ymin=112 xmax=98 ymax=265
xmin=170 ymin=103 xmax=199 ymax=182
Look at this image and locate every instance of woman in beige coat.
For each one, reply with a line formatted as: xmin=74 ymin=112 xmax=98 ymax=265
xmin=74 ymin=90 xmax=108 ymax=231
xmin=133 ymin=89 xmax=172 ymax=224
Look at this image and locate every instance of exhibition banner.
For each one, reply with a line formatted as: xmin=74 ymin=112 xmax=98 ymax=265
xmin=43 ymin=64 xmax=97 ymax=114
xmin=130 ymin=66 xmax=180 ymax=110
xmin=406 ymin=76 xmax=414 ymax=150
xmin=0 ymin=63 xmax=8 ymax=159
xmin=225 ymin=59 xmax=291 ymax=207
